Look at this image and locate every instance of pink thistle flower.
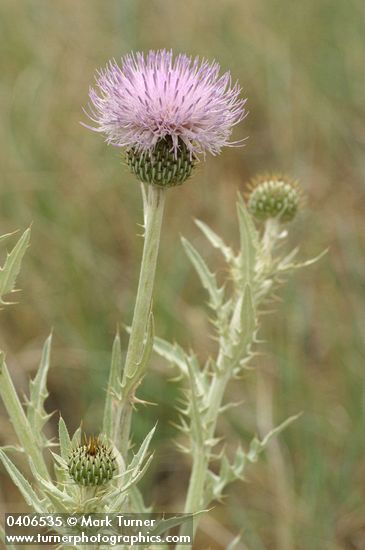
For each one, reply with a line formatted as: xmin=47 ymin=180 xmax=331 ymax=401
xmin=84 ymin=49 xmax=246 ymax=159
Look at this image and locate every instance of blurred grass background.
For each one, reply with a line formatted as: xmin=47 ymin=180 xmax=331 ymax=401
xmin=0 ymin=0 xmax=364 ymax=548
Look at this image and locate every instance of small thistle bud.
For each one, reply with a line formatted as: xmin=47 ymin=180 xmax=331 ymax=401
xmin=247 ymin=175 xmax=302 ymax=222
xmin=68 ymin=436 xmax=116 ymax=487
xmin=126 ymin=138 xmax=195 ymax=187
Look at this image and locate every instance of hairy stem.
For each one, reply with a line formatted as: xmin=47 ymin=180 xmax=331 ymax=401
xmin=114 ymin=185 xmax=166 ymax=459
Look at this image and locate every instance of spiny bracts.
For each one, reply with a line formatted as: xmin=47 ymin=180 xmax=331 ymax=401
xmin=247 ymin=174 xmax=302 ymax=222
xmin=68 ymin=436 xmax=116 ymax=487
xmin=126 ymin=138 xmax=194 ymax=186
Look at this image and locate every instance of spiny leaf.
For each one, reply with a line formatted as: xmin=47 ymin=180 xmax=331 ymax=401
xmin=50 ymin=451 xmax=67 ymax=470
xmin=187 ymin=353 xmax=207 ymax=395
xmin=278 ymin=248 xmax=328 ymax=272
xmin=0 ymin=231 xmax=17 ymax=244
xmin=27 ymin=334 xmax=53 ymax=445
xmin=239 ymin=285 xmax=256 ymax=340
xmin=127 ymin=424 xmax=156 ymax=473
xmin=40 ymin=487 xmax=70 ymax=513
xmin=195 ymin=219 xmax=234 ymax=263
xmin=247 ymin=413 xmax=301 ymax=463
xmin=122 ymin=312 xmax=154 ymax=395
xmin=0 ymin=450 xmax=45 ymax=513
xmin=29 ymin=458 xmax=73 ymax=510
xmin=181 ymin=236 xmax=224 ymax=310
xmin=220 ymin=447 xmax=246 ymax=483
xmin=58 ymin=417 xmax=72 ymax=461
xmin=186 ymin=358 xmax=205 ymax=446
xmin=153 ymin=337 xmax=189 ymax=375
xmin=137 ymin=311 xmax=154 ymax=375
xmin=230 ymin=285 xmax=256 ymax=365
xmin=103 ymin=331 xmax=123 ymax=440
xmin=71 ymin=426 xmax=82 ymax=447
xmin=106 ymin=428 xmax=157 ymax=510
xmin=0 ymin=353 xmax=50 ymax=480
xmin=0 ymin=228 xmax=30 ymax=304
xmin=236 ymin=196 xmax=258 ymax=286
xmin=50 ymin=451 xmax=69 ymax=486
xmin=151 ymin=511 xmax=205 ymax=537
xmin=204 ymin=446 xmax=248 ymax=505
xmin=111 ymin=453 xmax=154 ymax=509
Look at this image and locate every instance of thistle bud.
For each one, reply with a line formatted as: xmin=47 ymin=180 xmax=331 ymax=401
xmin=68 ymin=437 xmax=116 ymax=487
xmin=126 ymin=139 xmax=195 ymax=187
xmin=247 ymin=175 xmax=302 ymax=222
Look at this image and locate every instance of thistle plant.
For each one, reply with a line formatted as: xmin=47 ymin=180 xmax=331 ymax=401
xmin=84 ymin=49 xmax=246 ymax=459
xmin=153 ymin=175 xmax=324 ymax=547
xmin=0 ymin=50 xmax=322 ymax=550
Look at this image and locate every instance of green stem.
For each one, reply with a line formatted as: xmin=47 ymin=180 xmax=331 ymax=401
xmin=182 ymin=448 xmax=207 ymax=515
xmin=114 ymin=185 xmax=166 ymax=459
xmin=179 ymin=216 xmax=288 ymax=548
xmin=0 ymin=353 xmax=50 ymax=480
xmin=177 ymin=369 xmax=230 ymax=549
xmin=262 ymin=218 xmax=280 ymax=262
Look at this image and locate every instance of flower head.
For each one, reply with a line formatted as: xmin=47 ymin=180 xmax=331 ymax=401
xmin=85 ymin=49 xmax=246 ymax=156
xmin=68 ymin=436 xmax=116 ymax=487
xmin=84 ymin=50 xmax=246 ymax=186
xmin=247 ymin=174 xmax=303 ymax=222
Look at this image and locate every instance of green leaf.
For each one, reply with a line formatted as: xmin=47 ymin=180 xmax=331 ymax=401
xmin=39 ymin=487 xmax=70 ymax=513
xmin=236 ymin=196 xmax=258 ymax=286
xmin=136 ymin=311 xmax=154 ymax=376
xmin=195 ymin=219 xmax=233 ymax=263
xmin=28 ymin=458 xmax=73 ymax=511
xmin=151 ymin=511 xmax=205 ymax=537
xmin=181 ymin=236 xmax=224 ymax=310
xmin=0 ymin=353 xmax=50 ymax=480
xmin=112 ymin=453 xmax=154 ymax=509
xmin=0 ymin=230 xmax=17 ymax=244
xmin=27 ymin=334 xmax=53 ymax=445
xmin=122 ymin=312 xmax=154 ymax=395
xmin=71 ymin=426 xmax=82 ymax=447
xmin=58 ymin=417 xmax=72 ymax=461
xmin=240 ymin=284 xmax=256 ymax=338
xmin=0 ymin=228 xmax=30 ymax=304
xmin=105 ymin=428 xmax=156 ymax=510
xmin=103 ymin=332 xmax=123 ymax=440
xmin=230 ymin=284 xmax=256 ymax=366
xmin=186 ymin=358 xmax=206 ymax=446
xmin=247 ymin=413 xmax=301 ymax=463
xmin=0 ymin=450 xmax=45 ymax=513
xmin=128 ymin=424 xmax=156 ymax=473
xmin=153 ymin=337 xmax=188 ymax=375
xmin=278 ymin=248 xmax=328 ymax=272
xmin=50 ymin=451 xmax=69 ymax=486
